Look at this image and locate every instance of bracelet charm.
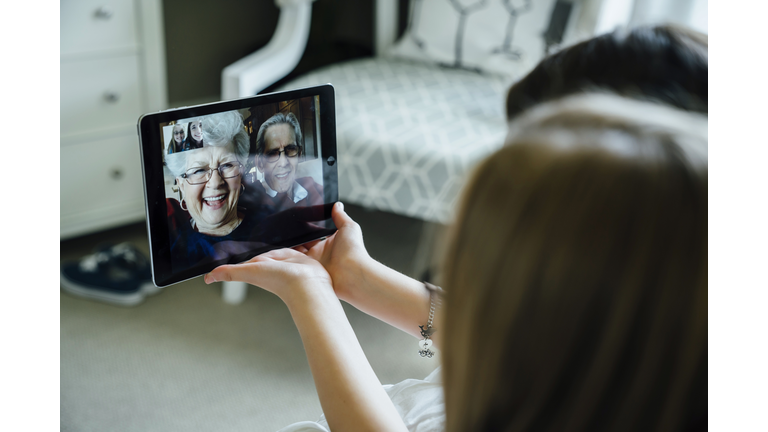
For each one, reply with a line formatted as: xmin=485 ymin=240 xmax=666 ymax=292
xmin=418 ymin=282 xmax=442 ymax=358
xmin=419 ymin=325 xmax=435 ymax=357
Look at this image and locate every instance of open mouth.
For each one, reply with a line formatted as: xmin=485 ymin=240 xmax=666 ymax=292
xmin=203 ymin=193 xmax=227 ymax=210
xmin=274 ymin=172 xmax=291 ymax=179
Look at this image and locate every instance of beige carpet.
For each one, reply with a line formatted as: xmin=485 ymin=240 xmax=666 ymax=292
xmin=60 ymin=205 xmax=442 ymax=431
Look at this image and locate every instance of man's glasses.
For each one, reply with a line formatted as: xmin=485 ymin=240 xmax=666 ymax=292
xmin=262 ymin=144 xmax=300 ymax=163
xmin=182 ymin=162 xmax=242 ymax=185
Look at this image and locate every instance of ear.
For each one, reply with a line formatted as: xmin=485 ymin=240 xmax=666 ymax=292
xmin=177 ymin=177 xmax=186 ymax=197
xmin=256 ymin=156 xmax=264 ymax=173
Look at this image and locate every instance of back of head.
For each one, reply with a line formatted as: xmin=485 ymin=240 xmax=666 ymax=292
xmin=442 ymin=93 xmax=707 ymax=432
xmin=506 ymin=24 xmax=708 ymax=121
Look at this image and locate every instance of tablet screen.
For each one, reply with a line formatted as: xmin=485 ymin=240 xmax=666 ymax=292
xmin=139 ymin=85 xmax=338 ymax=286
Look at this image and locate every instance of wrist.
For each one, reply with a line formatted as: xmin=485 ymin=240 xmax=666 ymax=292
xmin=281 ymin=277 xmax=337 ymax=311
xmin=337 ymin=257 xmax=432 ymax=339
xmin=334 ymin=253 xmax=377 ymax=304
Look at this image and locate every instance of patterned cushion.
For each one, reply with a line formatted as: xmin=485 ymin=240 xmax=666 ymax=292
xmin=389 ymin=0 xmax=557 ymax=79
xmin=280 ymin=57 xmax=510 ymax=224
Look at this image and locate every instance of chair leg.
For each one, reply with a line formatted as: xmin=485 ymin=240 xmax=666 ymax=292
xmin=222 ymin=280 xmax=248 ymax=304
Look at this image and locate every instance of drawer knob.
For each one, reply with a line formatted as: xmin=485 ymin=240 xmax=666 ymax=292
xmin=94 ymin=6 xmax=113 ymax=19
xmin=111 ymin=168 xmax=123 ymax=180
xmin=103 ymin=92 xmax=120 ymax=103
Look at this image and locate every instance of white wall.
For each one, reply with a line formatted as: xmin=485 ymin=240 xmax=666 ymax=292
xmin=594 ymin=0 xmax=708 ymax=35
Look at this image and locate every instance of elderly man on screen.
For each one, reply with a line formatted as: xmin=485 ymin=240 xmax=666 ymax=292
xmin=249 ymin=112 xmax=323 ymax=211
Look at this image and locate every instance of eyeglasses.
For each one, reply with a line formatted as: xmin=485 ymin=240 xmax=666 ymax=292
xmin=174 ymin=130 xmax=184 ymax=136
xmin=261 ymin=144 xmax=300 ymax=163
xmin=182 ymin=162 xmax=242 ymax=185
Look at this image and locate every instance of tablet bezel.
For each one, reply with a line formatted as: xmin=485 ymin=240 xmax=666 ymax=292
xmin=138 ymin=84 xmax=338 ymax=287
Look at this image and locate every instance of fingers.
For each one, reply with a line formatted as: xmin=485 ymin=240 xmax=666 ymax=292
xmin=302 ymin=238 xmax=325 ymax=250
xmin=205 ymin=259 xmax=289 ymax=288
xmin=260 ymin=248 xmax=304 ymax=261
xmin=304 ymin=235 xmax=332 ymax=262
xmin=205 ymin=248 xmax=303 ymax=284
xmin=205 ymin=262 xmax=257 ymax=284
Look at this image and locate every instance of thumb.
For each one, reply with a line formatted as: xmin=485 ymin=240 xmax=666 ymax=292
xmin=332 ymin=201 xmax=357 ymax=229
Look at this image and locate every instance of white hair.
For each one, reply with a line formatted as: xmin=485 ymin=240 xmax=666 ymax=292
xmin=255 ymin=112 xmax=303 ymax=155
xmin=165 ymin=111 xmax=250 ymax=177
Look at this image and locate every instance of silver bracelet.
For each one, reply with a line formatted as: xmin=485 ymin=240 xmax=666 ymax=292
xmin=419 ymin=282 xmax=443 ymax=358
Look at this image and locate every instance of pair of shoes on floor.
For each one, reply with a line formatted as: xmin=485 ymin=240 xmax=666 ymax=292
xmin=60 ymin=242 xmax=159 ymax=306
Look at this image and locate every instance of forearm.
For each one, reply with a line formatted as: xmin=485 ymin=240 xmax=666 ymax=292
xmin=286 ymin=286 xmax=408 ymax=432
xmin=341 ymin=257 xmax=441 ymax=343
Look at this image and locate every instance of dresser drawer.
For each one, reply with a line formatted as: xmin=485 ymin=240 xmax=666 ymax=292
xmin=61 ymin=0 xmax=138 ymax=55
xmin=61 ymin=55 xmax=143 ymax=138
xmin=61 ymin=133 xmax=146 ymax=238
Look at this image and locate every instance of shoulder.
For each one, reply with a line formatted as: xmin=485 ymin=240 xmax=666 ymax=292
xmin=238 ymin=180 xmax=277 ymax=224
xmin=166 ymin=197 xmax=184 ymax=215
xmin=240 ymin=179 xmax=270 ymax=206
xmin=166 ymin=198 xmax=191 ymax=234
xmin=296 ymin=177 xmax=324 ymax=206
xmin=296 ymin=177 xmax=323 ymax=193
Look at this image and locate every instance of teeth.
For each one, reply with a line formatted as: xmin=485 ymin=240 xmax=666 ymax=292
xmin=204 ymin=195 xmax=225 ymax=202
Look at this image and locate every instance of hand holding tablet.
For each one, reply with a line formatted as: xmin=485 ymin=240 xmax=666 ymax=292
xmin=137 ymin=85 xmax=339 ymax=287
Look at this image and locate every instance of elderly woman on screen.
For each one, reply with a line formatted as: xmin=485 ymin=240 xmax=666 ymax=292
xmin=165 ymin=111 xmax=259 ymax=269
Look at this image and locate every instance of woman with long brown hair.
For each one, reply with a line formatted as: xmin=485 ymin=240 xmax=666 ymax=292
xmin=183 ymin=118 xmax=204 ymax=151
xmin=441 ymin=93 xmax=707 ymax=432
xmin=206 ymin=93 xmax=707 ymax=432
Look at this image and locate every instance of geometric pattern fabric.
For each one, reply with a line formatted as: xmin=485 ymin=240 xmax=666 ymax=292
xmin=280 ymin=57 xmax=511 ymax=224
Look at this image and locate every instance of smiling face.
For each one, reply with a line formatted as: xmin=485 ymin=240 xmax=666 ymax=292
xmin=173 ymin=124 xmax=185 ymax=144
xmin=258 ymin=123 xmax=299 ymax=196
xmin=177 ymin=143 xmax=242 ymax=236
xmin=189 ymin=121 xmax=203 ymax=143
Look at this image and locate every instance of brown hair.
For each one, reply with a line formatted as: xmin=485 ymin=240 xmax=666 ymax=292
xmin=506 ymin=24 xmax=708 ymax=121
xmin=441 ymin=94 xmax=707 ymax=432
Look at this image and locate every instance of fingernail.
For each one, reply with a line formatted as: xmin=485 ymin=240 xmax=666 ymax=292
xmin=337 ymin=201 xmax=344 ymax=211
xmin=205 ymin=273 xmax=216 ymax=284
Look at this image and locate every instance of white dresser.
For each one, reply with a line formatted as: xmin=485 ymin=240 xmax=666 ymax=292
xmin=61 ymin=0 xmax=167 ymax=239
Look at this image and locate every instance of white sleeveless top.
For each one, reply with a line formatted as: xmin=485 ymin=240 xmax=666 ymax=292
xmin=276 ymin=367 xmax=445 ymax=432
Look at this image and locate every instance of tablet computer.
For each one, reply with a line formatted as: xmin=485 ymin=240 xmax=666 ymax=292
xmin=138 ymin=84 xmax=338 ymax=287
